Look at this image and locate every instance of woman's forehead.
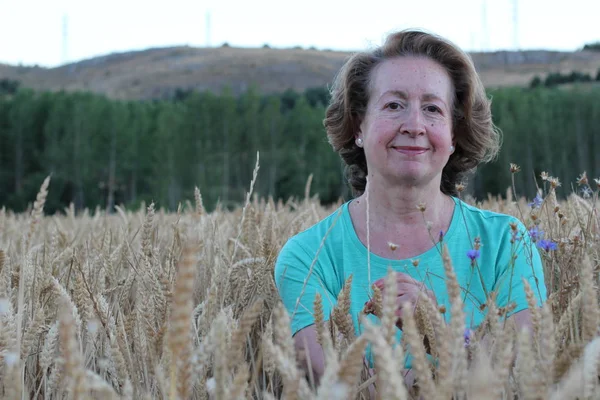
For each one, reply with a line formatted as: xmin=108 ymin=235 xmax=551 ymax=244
xmin=370 ymin=56 xmax=453 ymax=102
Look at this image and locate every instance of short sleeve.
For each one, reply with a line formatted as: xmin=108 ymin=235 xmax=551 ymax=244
xmin=493 ymin=218 xmax=548 ymax=318
xmin=274 ymin=237 xmax=338 ymax=335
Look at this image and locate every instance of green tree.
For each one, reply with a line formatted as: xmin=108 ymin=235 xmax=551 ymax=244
xmin=153 ymin=101 xmax=192 ymax=210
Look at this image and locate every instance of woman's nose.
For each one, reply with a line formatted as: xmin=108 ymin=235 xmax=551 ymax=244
xmin=401 ymin=107 xmax=425 ymax=137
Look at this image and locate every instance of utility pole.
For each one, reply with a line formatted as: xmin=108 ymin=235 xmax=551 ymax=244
xmin=206 ymin=11 xmax=211 ymax=47
xmin=481 ymin=0 xmax=488 ymax=51
xmin=62 ymin=14 xmax=69 ymax=64
xmin=512 ymin=0 xmax=519 ymax=50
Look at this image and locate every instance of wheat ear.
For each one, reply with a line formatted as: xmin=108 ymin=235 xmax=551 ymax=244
xmin=227 ymin=362 xmax=250 ymax=400
xmin=26 ymin=175 xmax=50 ymax=251
xmin=337 ymin=335 xmax=368 ymax=394
xmin=362 ymin=317 xmax=408 ymax=400
xmin=517 ymin=327 xmax=544 ymax=400
xmin=168 ymin=243 xmax=196 ymax=400
xmin=466 ymin=350 xmax=497 ymax=399
xmin=580 ymin=253 xmax=599 ymax=342
xmin=442 ymin=245 xmax=468 ymax=396
xmin=551 ymin=337 xmax=600 ymax=400
xmin=314 ymin=293 xmax=325 ymax=348
xmin=194 ymin=186 xmax=205 ymax=217
xmin=0 ymin=249 xmax=5 ymax=276
xmin=59 ymin=299 xmax=87 ymax=397
xmin=539 ymin=303 xmax=556 ymax=386
xmin=414 ymin=292 xmax=440 ymax=358
xmin=381 ymin=268 xmax=398 ymax=347
xmin=262 ymin=337 xmax=313 ymax=400
xmin=332 ymin=274 xmax=355 ymax=341
xmin=228 ymin=298 xmax=263 ymax=370
xmin=523 ymin=278 xmax=541 ymax=342
xmin=491 ymin=327 xmax=514 ymax=398
xmin=401 ymin=302 xmax=436 ymax=399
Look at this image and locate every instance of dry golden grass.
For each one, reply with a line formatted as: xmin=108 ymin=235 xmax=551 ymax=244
xmin=1 ymin=163 xmax=600 ymax=399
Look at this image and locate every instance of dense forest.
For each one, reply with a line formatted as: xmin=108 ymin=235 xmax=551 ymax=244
xmin=1 ymin=81 xmax=599 ymax=213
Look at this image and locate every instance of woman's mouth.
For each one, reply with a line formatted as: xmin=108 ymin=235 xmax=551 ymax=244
xmin=393 ymin=146 xmax=428 ymax=155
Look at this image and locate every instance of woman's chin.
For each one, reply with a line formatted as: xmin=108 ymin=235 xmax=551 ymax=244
xmin=390 ymin=167 xmax=427 ymax=182
xmin=384 ymin=172 xmax=428 ymax=187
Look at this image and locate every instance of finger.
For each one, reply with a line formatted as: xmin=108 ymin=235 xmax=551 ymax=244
xmin=399 ymin=281 xmax=434 ymax=297
xmin=393 ymin=283 xmax=411 ymax=296
xmin=394 ymin=273 xmax=421 ymax=285
xmin=426 ymin=290 xmax=438 ymax=303
xmin=394 ymin=300 xmax=415 ymax=317
xmin=395 ymin=296 xmax=418 ymax=312
xmin=372 ymin=279 xmax=385 ymax=289
xmin=375 ymin=276 xmax=428 ymax=298
xmin=380 ymin=283 xmax=424 ymax=299
xmin=374 ymin=273 xmax=419 ymax=288
xmin=395 ymin=282 xmax=424 ymax=295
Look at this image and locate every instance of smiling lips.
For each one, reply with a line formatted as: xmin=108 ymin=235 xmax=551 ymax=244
xmin=392 ymin=146 xmax=428 ymax=155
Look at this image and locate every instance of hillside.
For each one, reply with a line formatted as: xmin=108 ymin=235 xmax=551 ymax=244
xmin=1 ymin=45 xmax=600 ymax=100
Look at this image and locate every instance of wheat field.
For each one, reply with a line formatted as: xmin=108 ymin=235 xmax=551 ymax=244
xmin=1 ymin=165 xmax=599 ymax=400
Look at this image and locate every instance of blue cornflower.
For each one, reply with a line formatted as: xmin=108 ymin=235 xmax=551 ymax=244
xmin=529 ymin=193 xmax=543 ymax=209
xmin=528 ymin=226 xmax=544 ymax=243
xmin=538 ymin=239 xmax=558 ymax=252
xmin=464 ymin=328 xmax=473 ymax=347
xmin=581 ymin=185 xmax=593 ymax=199
xmin=467 ymin=249 xmax=480 ymax=261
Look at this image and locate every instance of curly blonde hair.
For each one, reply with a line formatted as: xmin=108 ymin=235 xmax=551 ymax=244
xmin=324 ymin=29 xmax=501 ymax=196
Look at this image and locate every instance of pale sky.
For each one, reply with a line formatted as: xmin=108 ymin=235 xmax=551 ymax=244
xmin=2 ymin=0 xmax=599 ymax=67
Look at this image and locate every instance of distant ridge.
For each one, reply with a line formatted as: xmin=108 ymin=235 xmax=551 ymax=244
xmin=1 ymin=45 xmax=599 ymax=100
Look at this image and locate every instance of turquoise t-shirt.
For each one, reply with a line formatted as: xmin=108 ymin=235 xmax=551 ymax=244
xmin=274 ymin=197 xmax=547 ymax=365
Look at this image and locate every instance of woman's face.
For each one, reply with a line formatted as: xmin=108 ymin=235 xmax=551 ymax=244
xmin=357 ymin=56 xmax=454 ymax=189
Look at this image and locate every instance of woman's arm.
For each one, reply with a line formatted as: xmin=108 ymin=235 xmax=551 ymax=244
xmin=507 ymin=308 xmax=534 ymax=331
xmin=294 ymin=324 xmax=381 ymax=398
xmin=293 ymin=325 xmax=325 ymax=387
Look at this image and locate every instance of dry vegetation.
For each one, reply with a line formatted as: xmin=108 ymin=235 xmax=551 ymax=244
xmin=1 ymin=162 xmax=600 ymax=399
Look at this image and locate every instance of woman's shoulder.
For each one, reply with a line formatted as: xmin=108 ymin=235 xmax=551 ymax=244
xmin=274 ymin=202 xmax=350 ymax=284
xmin=451 ymin=198 xmax=537 ymax=268
xmin=453 ymin=197 xmax=527 ymax=243
xmin=455 ymin=197 xmax=522 ymax=226
xmin=279 ymin=202 xmax=349 ymax=256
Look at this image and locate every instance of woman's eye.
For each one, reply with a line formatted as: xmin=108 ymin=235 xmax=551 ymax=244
xmin=387 ymin=102 xmax=401 ymax=110
xmin=425 ymin=105 xmax=441 ymax=113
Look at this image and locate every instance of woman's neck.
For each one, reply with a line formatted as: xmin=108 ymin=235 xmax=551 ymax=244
xmin=354 ymin=178 xmax=452 ymax=232
xmin=349 ymin=178 xmax=455 ymax=259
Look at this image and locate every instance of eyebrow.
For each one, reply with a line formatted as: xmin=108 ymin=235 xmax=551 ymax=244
xmin=379 ymin=90 xmax=449 ymax=107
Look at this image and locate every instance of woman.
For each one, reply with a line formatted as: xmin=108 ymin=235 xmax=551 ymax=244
xmin=274 ymin=29 xmax=547 ymax=386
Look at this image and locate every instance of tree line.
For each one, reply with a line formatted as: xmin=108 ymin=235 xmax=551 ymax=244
xmin=1 ymin=83 xmax=599 ymax=213
xmin=530 ymin=69 xmax=600 ymax=88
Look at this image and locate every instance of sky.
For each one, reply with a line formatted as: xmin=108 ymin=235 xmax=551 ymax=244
xmin=1 ymin=0 xmax=599 ymax=68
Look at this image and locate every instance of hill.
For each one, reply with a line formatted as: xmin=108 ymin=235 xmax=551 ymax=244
xmin=1 ymin=45 xmax=600 ymax=100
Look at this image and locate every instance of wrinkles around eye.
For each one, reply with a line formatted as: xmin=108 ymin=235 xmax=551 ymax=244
xmin=425 ymin=105 xmax=441 ymax=113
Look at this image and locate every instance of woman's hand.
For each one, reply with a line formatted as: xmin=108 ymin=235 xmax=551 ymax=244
xmin=364 ymin=272 xmax=437 ymax=330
